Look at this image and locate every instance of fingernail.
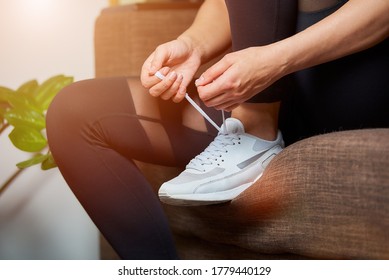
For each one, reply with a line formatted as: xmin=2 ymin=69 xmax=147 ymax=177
xmin=178 ymin=86 xmax=186 ymax=95
xmin=168 ymin=71 xmax=177 ymax=79
xmin=195 ymin=75 xmax=204 ymax=86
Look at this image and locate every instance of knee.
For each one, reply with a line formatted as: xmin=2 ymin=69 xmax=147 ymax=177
xmin=46 ymin=79 xmax=96 ymax=149
xmin=47 ymin=79 xmax=93 ymax=128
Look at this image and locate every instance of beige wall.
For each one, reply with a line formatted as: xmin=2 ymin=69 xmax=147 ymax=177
xmin=0 ymin=0 xmax=107 ymax=88
xmin=0 ymin=0 xmax=107 ymax=259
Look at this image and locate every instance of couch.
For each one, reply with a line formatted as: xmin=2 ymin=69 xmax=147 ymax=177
xmin=94 ymin=1 xmax=389 ymax=259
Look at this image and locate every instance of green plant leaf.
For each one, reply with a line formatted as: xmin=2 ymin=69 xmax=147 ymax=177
xmin=33 ymin=75 xmax=73 ymax=110
xmin=17 ymin=80 xmax=39 ymax=96
xmin=16 ymin=152 xmax=57 ymax=169
xmin=0 ymin=103 xmax=8 ymax=122
xmin=33 ymin=75 xmax=63 ymax=98
xmin=16 ymin=153 xmax=49 ymax=169
xmin=15 ymin=80 xmax=41 ymax=110
xmin=8 ymin=126 xmax=47 ymax=152
xmin=3 ymin=90 xmax=42 ymax=113
xmin=0 ymin=86 xmax=14 ymax=96
xmin=0 ymin=88 xmax=14 ymax=126
xmin=0 ymin=87 xmax=14 ymax=107
xmin=4 ymin=108 xmax=45 ymax=130
xmin=41 ymin=152 xmax=57 ymax=170
xmin=1 ymin=75 xmax=73 ymax=173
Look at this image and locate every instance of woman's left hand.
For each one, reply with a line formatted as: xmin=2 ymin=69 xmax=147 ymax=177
xmin=196 ymin=45 xmax=286 ymax=111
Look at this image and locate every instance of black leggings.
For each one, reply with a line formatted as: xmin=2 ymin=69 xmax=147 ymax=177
xmin=46 ymin=1 xmax=389 ymax=259
xmin=46 ymin=78 xmax=221 ymax=259
xmin=225 ymin=0 xmax=298 ymax=103
xmin=226 ymin=0 xmax=389 ymax=144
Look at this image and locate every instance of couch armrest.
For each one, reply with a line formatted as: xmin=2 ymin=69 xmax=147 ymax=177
xmin=94 ymin=2 xmax=202 ymax=78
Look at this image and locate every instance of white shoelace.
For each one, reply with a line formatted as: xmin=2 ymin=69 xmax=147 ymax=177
xmin=187 ymin=133 xmax=240 ymax=171
xmin=155 ymin=71 xmax=233 ymax=171
xmin=154 ymin=71 xmax=226 ymax=132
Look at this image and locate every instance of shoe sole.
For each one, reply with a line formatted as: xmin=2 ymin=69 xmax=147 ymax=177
xmin=159 ymin=173 xmax=263 ymax=206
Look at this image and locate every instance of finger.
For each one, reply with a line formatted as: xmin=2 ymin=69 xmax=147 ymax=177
xmin=209 ymin=96 xmax=241 ymax=111
xmin=160 ymin=73 xmax=183 ymax=100
xmin=142 ymin=66 xmax=170 ymax=89
xmin=149 ymin=71 xmax=178 ymax=97
xmin=172 ymin=83 xmax=188 ymax=103
xmin=140 ymin=55 xmax=154 ymax=87
xmin=197 ymin=76 xmax=230 ymax=103
xmin=202 ymin=91 xmax=228 ymax=108
xmin=216 ymin=101 xmax=240 ymax=112
xmin=224 ymin=104 xmax=240 ymax=112
xmin=153 ymin=69 xmax=187 ymax=102
xmin=195 ymin=56 xmax=232 ymax=87
xmin=149 ymin=45 xmax=170 ymax=75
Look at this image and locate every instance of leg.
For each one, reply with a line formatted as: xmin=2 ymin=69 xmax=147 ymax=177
xmin=280 ymin=1 xmax=389 ymax=144
xmin=46 ymin=77 xmax=217 ymax=259
xmin=225 ymin=0 xmax=298 ymax=139
xmin=232 ymin=103 xmax=280 ymax=141
xmin=158 ymin=2 xmax=298 ymax=205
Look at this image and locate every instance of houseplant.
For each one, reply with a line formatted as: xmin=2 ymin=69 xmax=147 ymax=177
xmin=0 ymin=74 xmax=73 ymax=195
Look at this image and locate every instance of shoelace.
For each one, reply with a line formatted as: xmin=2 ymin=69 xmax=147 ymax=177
xmin=154 ymin=71 xmax=226 ymax=132
xmin=155 ymin=71 xmax=234 ymax=171
xmin=187 ymin=133 xmax=240 ymax=171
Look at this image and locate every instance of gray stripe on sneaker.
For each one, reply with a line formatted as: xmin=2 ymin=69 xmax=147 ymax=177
xmin=236 ymin=151 xmax=267 ymax=169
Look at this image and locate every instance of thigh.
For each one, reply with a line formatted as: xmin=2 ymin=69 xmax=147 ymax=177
xmin=48 ymin=76 xmax=218 ymax=167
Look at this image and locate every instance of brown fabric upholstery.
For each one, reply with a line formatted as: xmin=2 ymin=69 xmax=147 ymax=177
xmin=94 ymin=1 xmax=222 ymax=79
xmin=95 ymin=3 xmax=200 ymax=78
xmin=160 ymin=129 xmax=389 ymax=259
xmin=95 ymin=3 xmax=389 ymax=259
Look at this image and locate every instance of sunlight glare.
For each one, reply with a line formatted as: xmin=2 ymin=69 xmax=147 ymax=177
xmin=20 ymin=0 xmax=56 ymax=15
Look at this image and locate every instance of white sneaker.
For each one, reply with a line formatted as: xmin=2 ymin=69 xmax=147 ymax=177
xmin=159 ymin=118 xmax=284 ymax=206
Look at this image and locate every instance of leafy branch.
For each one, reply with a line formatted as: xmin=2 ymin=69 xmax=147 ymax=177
xmin=0 ymin=75 xmax=73 ymax=195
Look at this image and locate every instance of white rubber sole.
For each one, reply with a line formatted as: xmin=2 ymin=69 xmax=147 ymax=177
xmin=159 ymin=173 xmax=262 ymax=206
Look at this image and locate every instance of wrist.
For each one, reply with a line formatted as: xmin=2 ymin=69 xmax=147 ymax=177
xmin=177 ymin=33 xmax=205 ymax=64
xmin=272 ymin=36 xmax=305 ymax=77
xmin=258 ymin=42 xmax=294 ymax=81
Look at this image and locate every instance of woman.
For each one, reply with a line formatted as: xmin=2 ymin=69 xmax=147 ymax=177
xmin=46 ymin=0 xmax=389 ymax=259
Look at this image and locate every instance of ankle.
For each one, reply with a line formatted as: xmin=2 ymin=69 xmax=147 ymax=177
xmin=232 ymin=103 xmax=279 ymax=141
xmin=246 ymin=125 xmax=278 ymax=141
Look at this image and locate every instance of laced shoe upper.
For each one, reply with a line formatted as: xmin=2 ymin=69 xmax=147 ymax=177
xmin=186 ymin=118 xmax=244 ymax=172
xmin=159 ymin=118 xmax=284 ymax=201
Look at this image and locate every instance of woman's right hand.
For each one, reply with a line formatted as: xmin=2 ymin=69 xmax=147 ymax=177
xmin=140 ymin=37 xmax=202 ymax=103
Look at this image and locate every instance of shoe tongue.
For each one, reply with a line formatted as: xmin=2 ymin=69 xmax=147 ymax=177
xmin=220 ymin=118 xmax=245 ymax=134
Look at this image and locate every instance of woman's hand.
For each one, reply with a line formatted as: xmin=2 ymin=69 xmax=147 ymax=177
xmin=195 ymin=45 xmax=286 ymax=111
xmin=140 ymin=38 xmax=202 ymax=103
